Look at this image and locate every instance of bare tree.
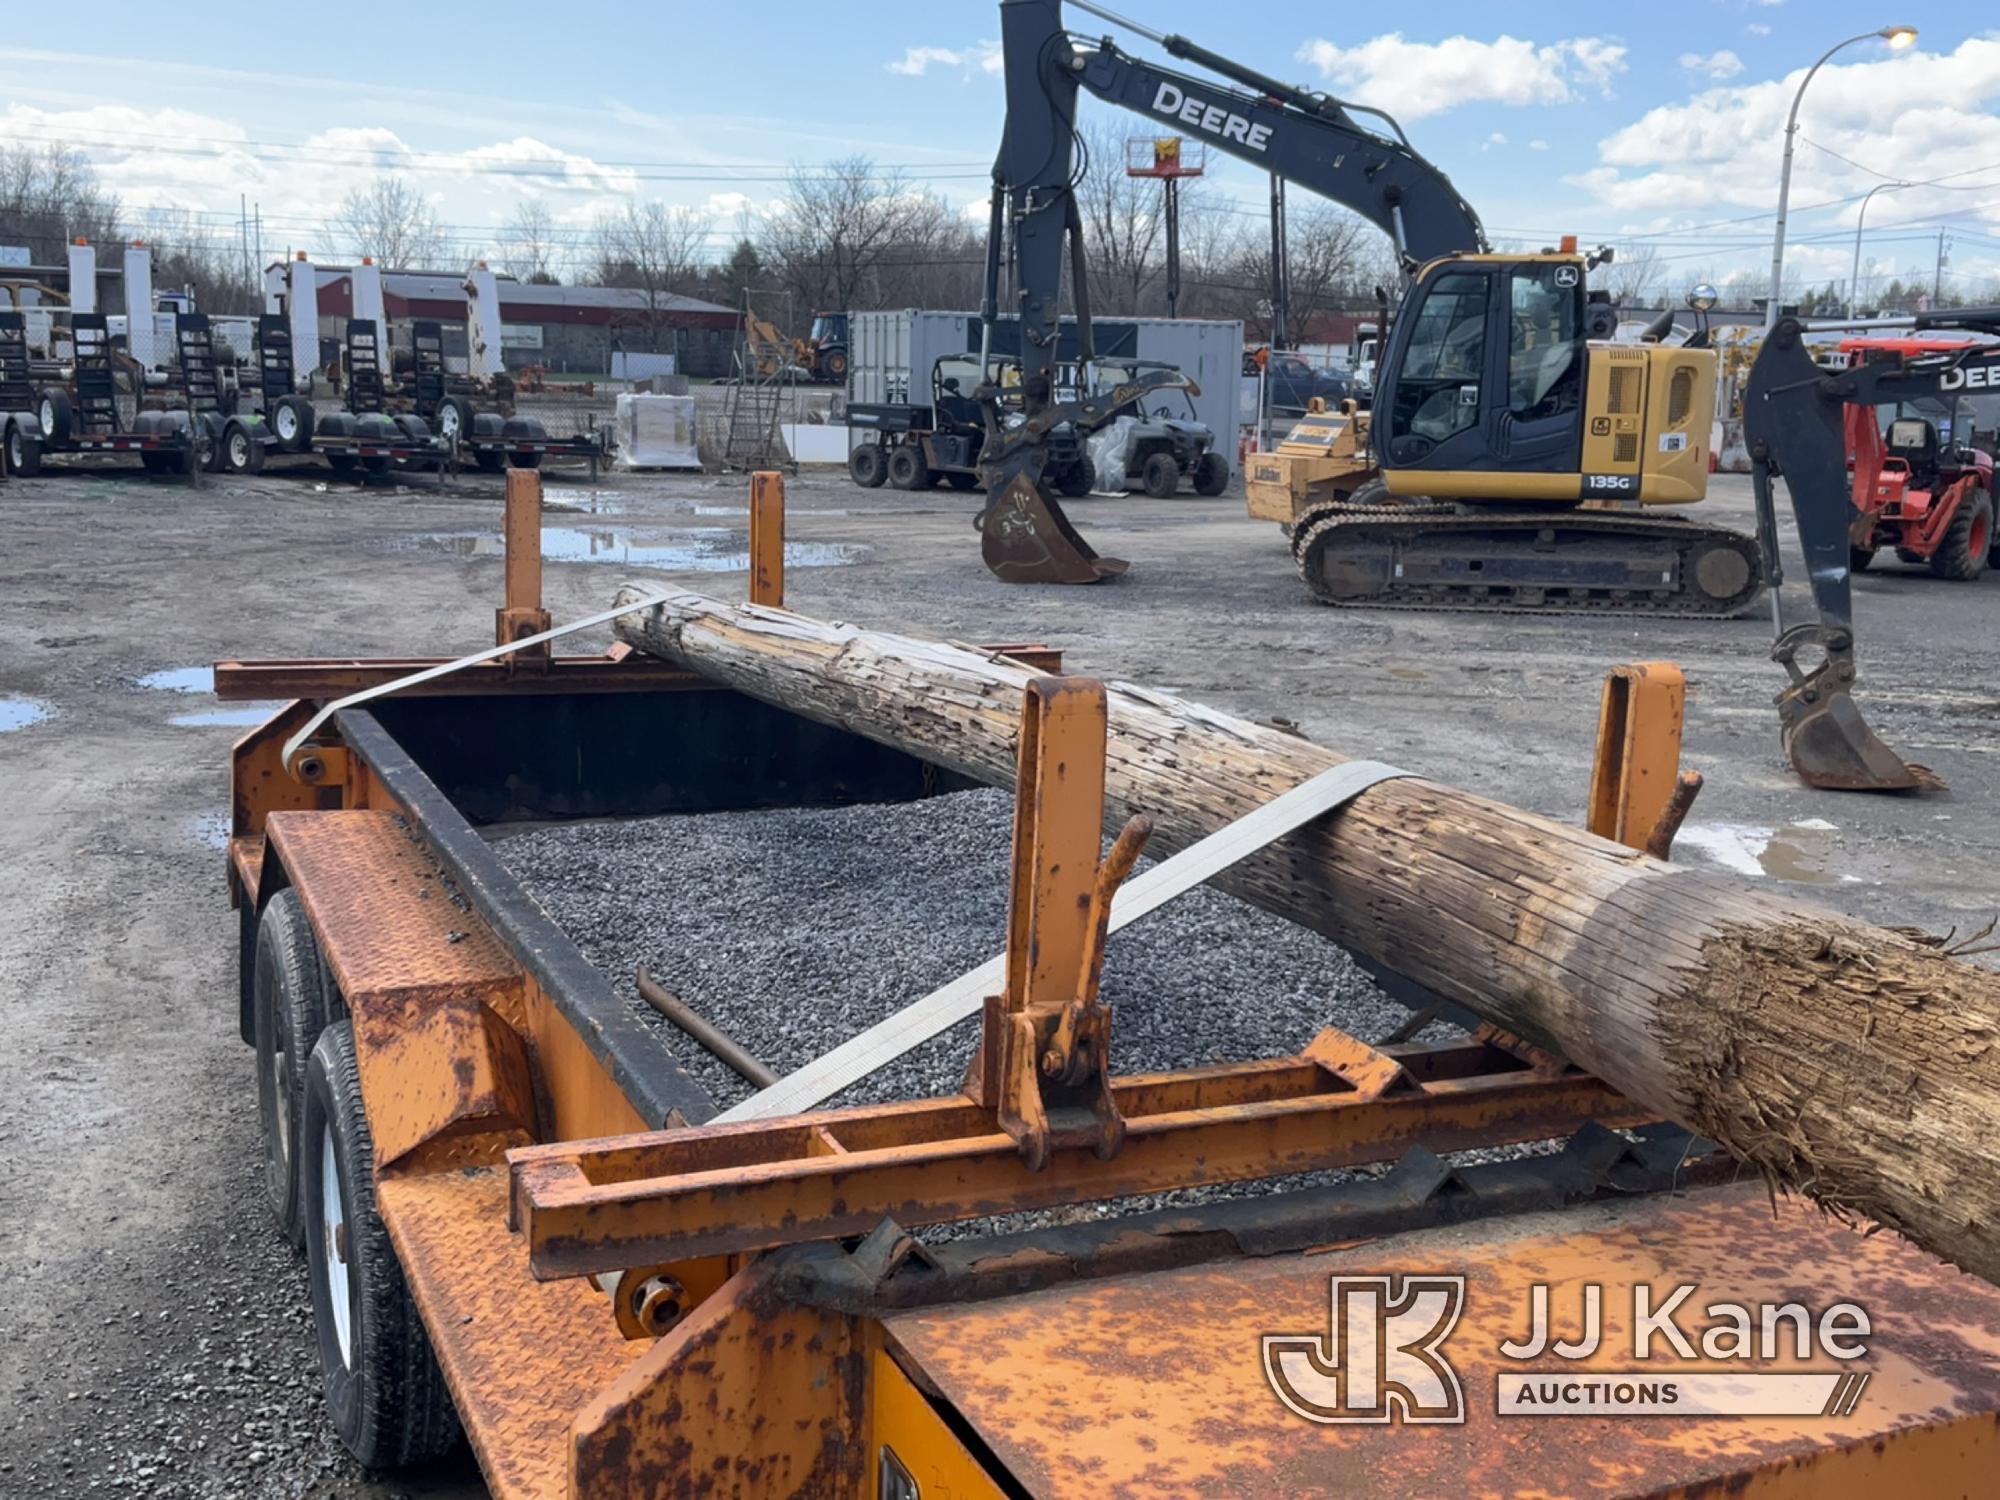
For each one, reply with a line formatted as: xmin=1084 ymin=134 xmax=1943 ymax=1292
xmin=330 ymin=176 xmax=445 ymax=269
xmin=1603 ymin=241 xmax=1663 ymax=306
xmin=1072 ymin=121 xmax=1166 ymax=314
xmin=138 ymin=205 xmax=259 ymax=314
xmin=759 ymin=157 xmax=937 ymax=314
xmin=0 ymin=142 xmax=122 ymax=266
xmin=590 ymin=200 xmax=714 ymax=350
xmin=501 ymin=199 xmax=562 ymax=284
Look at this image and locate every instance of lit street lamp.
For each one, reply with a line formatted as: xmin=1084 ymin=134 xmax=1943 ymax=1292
xmin=1848 ymin=179 xmax=1913 ymax=317
xmin=1766 ymin=25 xmax=1918 ymax=328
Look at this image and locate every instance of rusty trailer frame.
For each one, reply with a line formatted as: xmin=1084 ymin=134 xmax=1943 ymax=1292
xmin=220 ymin=472 xmax=2000 ymax=1498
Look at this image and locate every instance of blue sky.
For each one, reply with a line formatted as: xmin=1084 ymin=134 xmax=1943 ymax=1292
xmin=3 ymin=3 xmax=1995 ymax=297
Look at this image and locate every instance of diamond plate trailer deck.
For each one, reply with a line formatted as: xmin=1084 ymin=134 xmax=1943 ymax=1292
xmin=218 ymin=472 xmax=2000 ymax=1497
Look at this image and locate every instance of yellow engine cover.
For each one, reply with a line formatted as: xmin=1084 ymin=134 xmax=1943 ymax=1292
xmin=1245 ymin=402 xmax=1377 ymax=526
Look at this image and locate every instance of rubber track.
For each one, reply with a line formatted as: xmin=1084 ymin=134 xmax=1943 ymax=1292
xmin=1290 ymin=501 xmax=1765 ymax=619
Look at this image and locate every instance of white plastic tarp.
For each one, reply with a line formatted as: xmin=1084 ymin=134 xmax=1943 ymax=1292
xmin=614 ymin=393 xmax=700 ymax=469
xmin=1086 ymin=415 xmax=1136 ymax=494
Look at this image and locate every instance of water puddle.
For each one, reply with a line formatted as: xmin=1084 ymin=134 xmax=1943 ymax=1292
xmin=186 ymin=811 xmax=231 ymax=850
xmin=1674 ymin=818 xmax=1857 ymax=886
xmin=138 ymin=666 xmax=214 ymax=694
xmin=169 ymin=705 xmax=284 ymax=729
xmin=376 ymin=527 xmax=867 ymax=571
xmin=0 ymin=696 xmax=52 ymax=733
xmin=542 ymin=487 xmax=628 ymax=515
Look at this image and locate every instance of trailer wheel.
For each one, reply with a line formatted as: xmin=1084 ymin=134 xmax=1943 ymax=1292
xmin=848 ymin=443 xmax=886 ymax=488
xmin=435 ymin=397 xmax=474 ymax=445
xmin=37 ymin=388 xmax=72 ymax=443
xmin=1193 ymin=451 xmax=1230 ymax=497
xmin=223 ymin=423 xmax=266 ymax=476
xmin=302 ymin=1022 xmax=462 ymax=1470
xmin=887 ymin=443 xmax=930 ymax=490
xmin=1930 ymin=489 xmax=1993 ymax=581
xmin=326 ymin=453 xmax=359 ymax=476
xmin=473 ymin=449 xmax=506 ymax=473
xmin=7 ymin=422 xmax=41 ymax=477
xmin=506 ymin=449 xmax=543 ymax=470
xmin=273 ymin=396 xmax=315 ymax=453
xmin=254 ymin=889 xmax=330 ymax=1249
xmin=361 ymin=455 xmax=393 ymax=477
xmin=1140 ymin=450 xmax=1180 ymax=498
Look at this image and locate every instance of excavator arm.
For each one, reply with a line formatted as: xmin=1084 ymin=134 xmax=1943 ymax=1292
xmin=976 ymin=0 xmax=1485 ymax=582
xmin=1743 ymin=311 xmax=2000 ymax=791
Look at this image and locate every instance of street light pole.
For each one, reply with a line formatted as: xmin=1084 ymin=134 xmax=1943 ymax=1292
xmin=1848 ymin=179 xmax=1912 ymax=317
xmin=1767 ymin=25 xmax=1918 ymax=328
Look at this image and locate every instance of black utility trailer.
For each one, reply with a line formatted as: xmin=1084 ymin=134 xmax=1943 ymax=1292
xmin=7 ymin=314 xmax=207 ymax=479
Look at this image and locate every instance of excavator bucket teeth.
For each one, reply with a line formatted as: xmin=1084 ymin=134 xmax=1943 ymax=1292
xmin=979 ymin=474 xmax=1128 ymax=585
xmin=1780 ymin=683 xmax=1942 ymax=793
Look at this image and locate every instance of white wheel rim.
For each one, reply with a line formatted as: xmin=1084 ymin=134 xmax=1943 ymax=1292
xmin=320 ymin=1125 xmax=353 ymax=1368
xmin=441 ymin=407 xmax=459 ymax=437
xmin=8 ymin=431 xmax=20 ymax=466
xmin=231 ymin=433 xmax=249 ymax=467
xmin=276 ymin=407 xmax=297 ymax=442
xmin=39 ymin=398 xmax=54 ymax=436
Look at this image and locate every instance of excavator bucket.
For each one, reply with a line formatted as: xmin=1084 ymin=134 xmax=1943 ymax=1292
xmin=978 ymin=472 xmax=1128 ymax=585
xmin=1773 ymin=630 xmax=1941 ymax=793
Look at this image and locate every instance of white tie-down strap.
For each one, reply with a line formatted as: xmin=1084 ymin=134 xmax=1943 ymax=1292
xmin=715 ymin=758 xmax=1413 ymax=1122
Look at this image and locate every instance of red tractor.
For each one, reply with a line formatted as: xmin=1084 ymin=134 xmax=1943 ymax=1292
xmin=1842 ymin=337 xmax=1999 ymax=580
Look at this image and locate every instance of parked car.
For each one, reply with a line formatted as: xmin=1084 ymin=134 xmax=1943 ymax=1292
xmin=1246 ymin=349 xmax=1353 ymax=413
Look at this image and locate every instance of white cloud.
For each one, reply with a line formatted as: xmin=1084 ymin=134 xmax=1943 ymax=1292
xmin=1529 ymin=138 xmax=1551 ymax=151
xmin=1748 ymin=24 xmax=1773 ymax=36
xmin=1481 ymin=132 xmax=1509 ymax=151
xmin=1570 ymin=37 xmax=2000 ymax=239
xmin=887 ymin=41 xmax=1001 ymax=78
xmin=1679 ymin=50 xmax=1745 ymax=80
xmin=1296 ymin=33 xmax=1628 ymax=120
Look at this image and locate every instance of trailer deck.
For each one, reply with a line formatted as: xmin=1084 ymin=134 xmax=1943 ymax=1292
xmin=214 ymin=472 xmax=2000 ymax=1497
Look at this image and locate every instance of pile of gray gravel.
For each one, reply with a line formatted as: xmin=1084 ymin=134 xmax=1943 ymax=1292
xmin=499 ymin=787 xmax=1408 ymax=1113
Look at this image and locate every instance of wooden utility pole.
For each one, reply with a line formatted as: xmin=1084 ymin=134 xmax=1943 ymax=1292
xmin=613 ymin=588 xmax=2000 ymax=1285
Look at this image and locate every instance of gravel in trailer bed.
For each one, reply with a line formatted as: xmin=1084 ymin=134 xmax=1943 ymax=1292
xmin=496 ymin=786 xmax=1416 ymax=1114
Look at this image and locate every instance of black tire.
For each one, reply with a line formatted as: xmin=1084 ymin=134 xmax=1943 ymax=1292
xmin=821 ymin=349 xmax=848 ymax=383
xmin=201 ymin=414 xmax=231 ymax=473
xmin=945 ymin=470 xmax=980 ymax=491
xmin=506 ymin=449 xmax=543 ymax=470
xmin=223 ymin=422 xmax=266 ymax=475
xmin=435 ymin=396 xmax=474 ymax=446
xmin=848 ymin=443 xmax=887 ymax=488
xmin=361 ymin=454 xmax=393 ymax=477
xmin=1193 ymin=450 xmax=1230 ymax=497
xmin=253 ymin=890 xmax=331 ymax=1249
xmin=37 ymin=387 xmax=72 ymax=443
xmin=273 ymin=395 xmax=315 ymax=453
xmin=1056 ymin=457 xmax=1096 ymax=498
xmin=140 ymin=451 xmax=165 ymax=476
xmin=1850 ymin=545 xmax=1877 ymax=573
xmin=301 ymin=1022 xmax=462 ymax=1470
xmin=8 ymin=422 xmax=41 ymax=477
xmin=473 ymin=449 xmax=506 ymax=473
xmin=1140 ymin=449 xmax=1180 ymax=498
xmin=326 ymin=453 xmax=359 ymax=476
xmin=1929 ymin=489 xmax=1993 ymax=581
xmin=1895 ymin=546 xmax=1927 ymax=565
xmin=887 ymin=443 xmax=930 ymax=491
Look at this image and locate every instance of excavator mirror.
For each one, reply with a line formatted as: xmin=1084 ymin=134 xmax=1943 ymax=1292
xmin=1686 ymin=285 xmax=1719 ymax=312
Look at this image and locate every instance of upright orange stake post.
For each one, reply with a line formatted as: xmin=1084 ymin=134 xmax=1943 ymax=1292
xmin=749 ymin=470 xmax=784 ymax=607
xmin=496 ymin=468 xmax=552 ymax=668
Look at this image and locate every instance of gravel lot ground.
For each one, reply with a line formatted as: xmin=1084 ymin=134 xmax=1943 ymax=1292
xmin=2 ymin=454 xmax=1995 ymax=1496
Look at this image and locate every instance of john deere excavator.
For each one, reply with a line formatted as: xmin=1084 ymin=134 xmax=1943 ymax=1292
xmin=976 ymin=0 xmax=1953 ymax=792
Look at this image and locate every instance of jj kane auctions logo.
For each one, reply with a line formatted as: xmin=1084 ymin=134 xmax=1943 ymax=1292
xmin=1264 ymin=1276 xmax=1874 ymax=1423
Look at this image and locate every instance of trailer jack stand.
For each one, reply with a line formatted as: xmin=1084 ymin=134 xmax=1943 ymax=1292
xmin=1773 ymin=624 xmax=1941 ymax=793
